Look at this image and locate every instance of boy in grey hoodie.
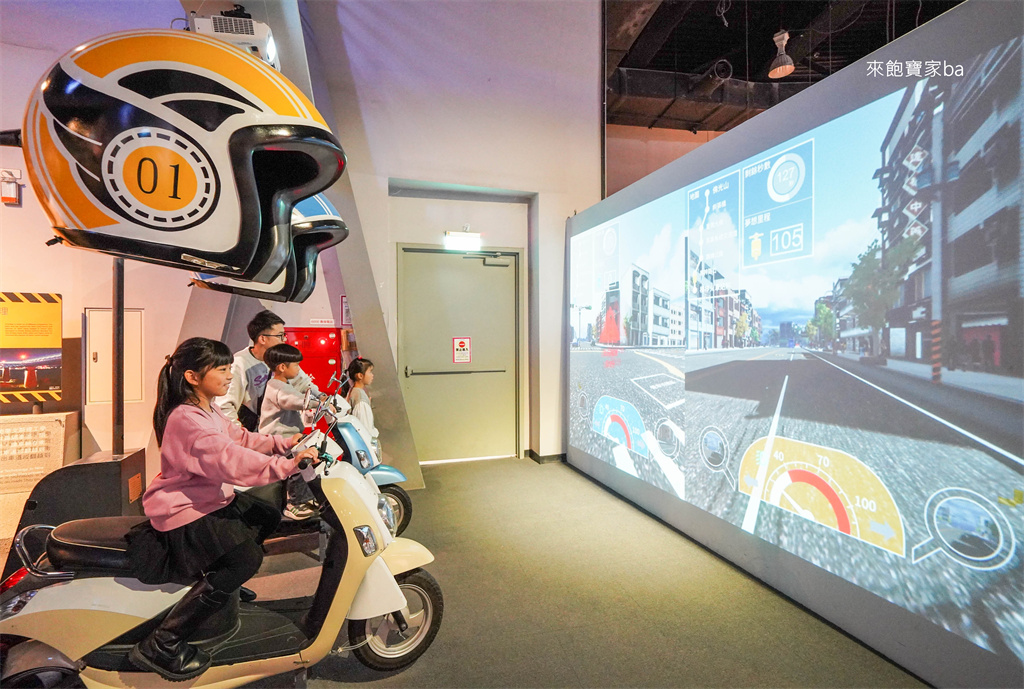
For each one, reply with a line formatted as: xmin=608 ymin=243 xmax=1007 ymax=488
xmin=260 ymin=343 xmax=318 ymax=520
xmin=216 ymin=310 xmax=318 ymax=432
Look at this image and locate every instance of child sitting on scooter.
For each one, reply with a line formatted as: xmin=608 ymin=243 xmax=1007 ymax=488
xmin=260 ymin=343 xmax=320 ymax=521
xmin=344 ymin=356 xmax=376 ymax=438
xmin=125 ymin=337 xmax=317 ymax=682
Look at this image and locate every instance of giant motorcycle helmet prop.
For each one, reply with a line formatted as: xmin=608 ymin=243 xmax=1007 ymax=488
xmin=22 ymin=30 xmax=346 ymax=287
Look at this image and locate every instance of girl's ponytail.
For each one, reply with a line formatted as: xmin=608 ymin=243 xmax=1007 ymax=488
xmin=152 ymin=359 xmax=178 ymax=445
xmin=152 ymin=338 xmax=233 ymax=444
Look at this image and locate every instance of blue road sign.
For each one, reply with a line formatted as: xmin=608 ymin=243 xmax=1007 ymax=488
xmin=742 ymin=140 xmax=814 ymax=267
xmin=688 ymin=171 xmax=741 ymax=283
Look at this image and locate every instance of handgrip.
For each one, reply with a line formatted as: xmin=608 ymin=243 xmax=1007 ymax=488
xmin=297 ymin=456 xmax=312 ymax=470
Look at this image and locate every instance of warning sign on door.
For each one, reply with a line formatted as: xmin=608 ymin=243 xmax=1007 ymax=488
xmin=453 ymin=337 xmax=472 ymax=364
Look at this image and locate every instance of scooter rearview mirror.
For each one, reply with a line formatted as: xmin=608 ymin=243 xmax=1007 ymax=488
xmin=328 ymin=371 xmax=343 ymax=391
xmin=311 ymin=395 xmax=329 ymax=426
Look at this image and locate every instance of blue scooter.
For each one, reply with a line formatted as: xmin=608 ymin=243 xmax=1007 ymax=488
xmin=311 ymin=373 xmax=413 ymax=535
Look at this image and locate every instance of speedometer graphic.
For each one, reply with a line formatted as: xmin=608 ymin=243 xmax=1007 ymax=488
xmin=766 ymin=464 xmax=853 ymax=534
xmin=592 ymin=395 xmax=650 ymax=457
xmin=739 ymin=436 xmax=905 ymax=556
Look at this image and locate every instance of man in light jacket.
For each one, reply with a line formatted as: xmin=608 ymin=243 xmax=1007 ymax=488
xmin=216 ymin=310 xmax=318 ymax=431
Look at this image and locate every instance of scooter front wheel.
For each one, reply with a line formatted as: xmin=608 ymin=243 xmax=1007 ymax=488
xmin=348 ymin=568 xmax=443 ymax=671
xmin=379 ymin=484 xmax=412 ymax=536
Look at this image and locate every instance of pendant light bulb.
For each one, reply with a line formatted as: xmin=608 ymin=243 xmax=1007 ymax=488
xmin=769 ymin=30 xmax=795 ymax=79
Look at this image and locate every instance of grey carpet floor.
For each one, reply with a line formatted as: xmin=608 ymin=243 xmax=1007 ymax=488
xmin=245 ymin=458 xmax=925 ymax=688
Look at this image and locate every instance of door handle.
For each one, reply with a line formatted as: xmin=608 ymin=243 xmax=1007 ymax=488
xmin=405 ymin=368 xmax=506 ymax=376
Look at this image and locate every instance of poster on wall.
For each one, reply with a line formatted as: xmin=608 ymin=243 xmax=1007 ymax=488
xmin=453 ymin=337 xmax=472 ymax=363
xmin=0 ymin=293 xmax=62 ymax=404
xmin=341 ymin=295 xmax=352 ymax=326
xmin=568 ymin=5 xmax=1023 ymax=681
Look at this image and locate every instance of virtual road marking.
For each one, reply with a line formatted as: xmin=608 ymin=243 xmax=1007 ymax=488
xmin=634 ymin=350 xmax=686 ymax=379
xmin=633 ymin=352 xmax=686 ymax=409
xmin=632 ymin=373 xmax=686 ymax=410
xmin=742 ymin=374 xmax=790 ymax=533
xmin=807 ymin=352 xmax=1024 ymax=468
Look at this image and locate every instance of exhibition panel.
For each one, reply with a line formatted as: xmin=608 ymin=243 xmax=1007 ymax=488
xmin=567 ymin=1 xmax=1022 ymax=686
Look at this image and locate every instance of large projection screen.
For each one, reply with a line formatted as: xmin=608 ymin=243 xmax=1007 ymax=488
xmin=566 ymin=2 xmax=1023 ymax=686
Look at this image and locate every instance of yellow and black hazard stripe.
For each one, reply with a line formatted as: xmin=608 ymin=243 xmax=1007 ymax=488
xmin=0 ymin=292 xmax=62 ymax=304
xmin=0 ymin=292 xmax=63 ymax=404
xmin=0 ymin=391 xmax=62 ymax=404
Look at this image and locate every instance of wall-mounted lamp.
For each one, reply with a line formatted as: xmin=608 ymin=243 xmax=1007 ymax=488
xmin=768 ymin=30 xmax=795 ymax=79
xmin=444 ymin=223 xmax=481 ymax=251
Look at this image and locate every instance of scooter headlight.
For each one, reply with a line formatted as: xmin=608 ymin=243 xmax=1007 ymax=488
xmin=356 ymin=449 xmax=372 ymax=469
xmin=353 ymin=525 xmax=378 ymax=556
xmin=377 ymin=496 xmax=397 ymax=536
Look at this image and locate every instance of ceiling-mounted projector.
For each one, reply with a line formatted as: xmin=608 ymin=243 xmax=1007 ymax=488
xmin=189 ymin=4 xmax=279 ymax=71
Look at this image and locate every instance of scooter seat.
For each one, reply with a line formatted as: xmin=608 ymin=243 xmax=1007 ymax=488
xmin=46 ymin=516 xmax=149 ymax=573
xmin=245 ymin=480 xmax=286 ymax=511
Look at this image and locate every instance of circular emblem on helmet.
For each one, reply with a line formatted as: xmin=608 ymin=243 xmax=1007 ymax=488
xmin=101 ymin=127 xmax=217 ymax=229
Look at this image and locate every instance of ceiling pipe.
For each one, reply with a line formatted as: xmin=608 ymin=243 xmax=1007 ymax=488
xmin=691 ymin=59 xmax=733 ymax=97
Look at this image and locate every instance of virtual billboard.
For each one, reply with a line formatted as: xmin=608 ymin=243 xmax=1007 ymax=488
xmin=568 ymin=3 xmax=1022 ymax=684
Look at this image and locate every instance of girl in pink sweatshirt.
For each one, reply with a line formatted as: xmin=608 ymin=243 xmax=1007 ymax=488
xmin=126 ymin=337 xmax=317 ymax=682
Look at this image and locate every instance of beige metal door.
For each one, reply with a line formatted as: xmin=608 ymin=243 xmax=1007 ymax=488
xmin=85 ymin=308 xmax=144 ymax=404
xmin=399 ymin=248 xmax=518 ymax=462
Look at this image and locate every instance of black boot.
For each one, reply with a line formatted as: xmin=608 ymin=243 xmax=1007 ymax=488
xmin=239 ymin=586 xmax=257 ymax=602
xmin=128 ymin=577 xmax=231 ymax=682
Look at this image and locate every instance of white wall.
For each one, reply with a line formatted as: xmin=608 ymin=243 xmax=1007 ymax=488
xmin=303 ymin=0 xmax=602 ymax=458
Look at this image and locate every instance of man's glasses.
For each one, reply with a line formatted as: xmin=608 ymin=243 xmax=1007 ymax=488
xmin=261 ymin=332 xmax=287 ymax=341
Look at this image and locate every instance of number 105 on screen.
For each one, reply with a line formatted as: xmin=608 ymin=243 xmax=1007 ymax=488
xmin=771 ymin=224 xmax=804 ymax=257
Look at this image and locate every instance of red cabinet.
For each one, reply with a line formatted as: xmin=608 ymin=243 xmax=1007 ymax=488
xmin=284 ymin=327 xmax=342 ymax=392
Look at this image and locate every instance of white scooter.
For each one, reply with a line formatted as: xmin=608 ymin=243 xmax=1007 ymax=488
xmin=0 ymin=424 xmax=443 ymax=688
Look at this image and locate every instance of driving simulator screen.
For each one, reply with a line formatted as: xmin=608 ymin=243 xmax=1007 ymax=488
xmin=568 ymin=3 xmax=1022 ymax=677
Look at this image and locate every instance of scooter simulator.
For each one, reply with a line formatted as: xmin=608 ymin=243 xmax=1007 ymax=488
xmin=314 ymin=372 xmax=414 ymax=536
xmin=0 ymin=433 xmax=443 ymax=688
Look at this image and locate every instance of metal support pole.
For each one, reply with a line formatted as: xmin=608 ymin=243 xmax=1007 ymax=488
xmin=113 ymin=258 xmax=125 ymax=455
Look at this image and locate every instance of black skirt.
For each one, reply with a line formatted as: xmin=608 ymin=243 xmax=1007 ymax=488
xmin=126 ymin=490 xmax=281 ymax=585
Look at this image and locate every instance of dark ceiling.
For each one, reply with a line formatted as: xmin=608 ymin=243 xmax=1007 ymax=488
xmin=606 ymin=0 xmax=966 ymax=132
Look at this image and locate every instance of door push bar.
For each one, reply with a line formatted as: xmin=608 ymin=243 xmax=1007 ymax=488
xmin=405 ymin=367 xmax=506 ymax=377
